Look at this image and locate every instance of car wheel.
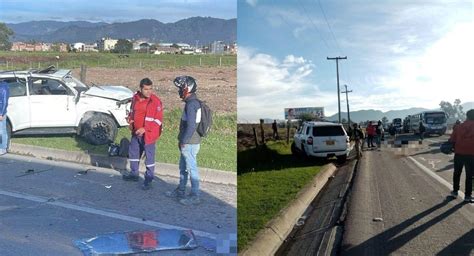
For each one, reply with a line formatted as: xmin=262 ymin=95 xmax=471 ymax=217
xmin=81 ymin=113 xmax=118 ymax=145
xmin=301 ymin=143 xmax=308 ymax=157
xmin=291 ymin=142 xmax=298 ymax=156
xmin=337 ymin=155 xmax=347 ymax=163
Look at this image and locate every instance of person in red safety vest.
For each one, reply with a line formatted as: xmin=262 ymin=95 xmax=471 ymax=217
xmin=122 ymin=78 xmax=163 ymax=190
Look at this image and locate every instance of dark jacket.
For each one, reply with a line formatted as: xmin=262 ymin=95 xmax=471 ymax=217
xmin=0 ymin=81 xmax=9 ymax=116
xmin=178 ymin=93 xmax=201 ymax=144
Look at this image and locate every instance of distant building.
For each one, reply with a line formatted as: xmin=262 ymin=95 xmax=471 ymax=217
xmin=176 ymin=43 xmax=191 ymax=49
xmin=71 ymin=42 xmax=97 ymax=52
xmin=133 ymin=40 xmax=149 ymax=51
xmin=139 ymin=42 xmax=152 ymax=52
xmin=98 ymin=37 xmax=118 ymax=51
xmin=227 ymin=42 xmax=237 ymax=55
xmin=83 ymin=43 xmax=98 ymax=52
xmin=158 ymin=43 xmax=173 ymax=47
xmin=181 ymin=48 xmax=194 ymax=55
xmin=58 ymin=43 xmax=68 ymax=52
xmin=210 ymin=41 xmax=225 ymax=54
xmin=72 ymin=42 xmax=85 ymax=51
xmin=11 ymin=42 xmax=51 ymax=52
xmin=153 ymin=47 xmax=179 ymax=55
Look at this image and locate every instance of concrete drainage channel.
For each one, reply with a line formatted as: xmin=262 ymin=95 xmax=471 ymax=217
xmin=275 ymin=157 xmax=360 ymax=255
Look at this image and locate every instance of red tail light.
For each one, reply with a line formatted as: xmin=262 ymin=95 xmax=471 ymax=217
xmin=307 ymin=137 xmax=313 ymax=145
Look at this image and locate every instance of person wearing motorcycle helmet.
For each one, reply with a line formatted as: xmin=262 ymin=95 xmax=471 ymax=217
xmin=166 ymin=75 xmax=202 ymax=205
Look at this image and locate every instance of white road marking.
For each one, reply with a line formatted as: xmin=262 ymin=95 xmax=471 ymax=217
xmin=427 ymin=159 xmax=442 ymax=169
xmin=0 ymin=189 xmax=216 ymax=240
xmin=407 ymin=157 xmax=473 ymax=210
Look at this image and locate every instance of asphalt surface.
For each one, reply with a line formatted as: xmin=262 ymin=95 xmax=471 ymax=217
xmin=341 ymin=133 xmax=474 ymax=255
xmin=0 ymin=154 xmax=236 ymax=255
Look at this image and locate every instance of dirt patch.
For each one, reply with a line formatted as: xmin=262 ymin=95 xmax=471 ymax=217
xmin=71 ymin=67 xmax=236 ymax=114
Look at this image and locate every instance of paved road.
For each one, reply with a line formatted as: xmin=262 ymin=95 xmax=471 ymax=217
xmin=341 ymin=133 xmax=474 ymax=255
xmin=0 ymin=154 xmax=236 ymax=255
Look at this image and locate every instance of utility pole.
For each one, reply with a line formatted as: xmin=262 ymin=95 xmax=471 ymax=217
xmin=341 ymin=84 xmax=353 ymax=126
xmin=327 ymin=56 xmax=347 ymax=123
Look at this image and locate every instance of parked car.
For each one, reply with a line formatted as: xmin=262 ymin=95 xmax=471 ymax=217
xmin=1 ymin=66 xmax=133 ymax=145
xmin=291 ymin=121 xmax=350 ymax=162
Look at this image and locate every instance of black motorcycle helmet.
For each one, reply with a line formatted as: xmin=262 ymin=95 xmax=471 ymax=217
xmin=173 ymin=76 xmax=197 ymax=99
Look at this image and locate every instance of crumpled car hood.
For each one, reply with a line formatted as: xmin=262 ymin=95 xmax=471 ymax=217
xmin=83 ymin=85 xmax=133 ymax=101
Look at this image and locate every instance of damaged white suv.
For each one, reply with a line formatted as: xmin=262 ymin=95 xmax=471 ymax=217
xmin=1 ymin=66 xmax=132 ymax=145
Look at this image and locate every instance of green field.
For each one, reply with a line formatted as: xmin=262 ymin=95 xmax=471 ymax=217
xmin=0 ymin=51 xmax=236 ymax=70
xmin=12 ymin=109 xmax=237 ymax=172
xmin=237 ymin=141 xmax=323 ymax=251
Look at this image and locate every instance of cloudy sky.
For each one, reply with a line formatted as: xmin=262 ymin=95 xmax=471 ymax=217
xmin=0 ymin=0 xmax=236 ymax=23
xmin=238 ymin=0 xmax=473 ymax=122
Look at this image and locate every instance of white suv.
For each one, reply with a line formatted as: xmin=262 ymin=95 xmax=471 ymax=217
xmin=1 ymin=67 xmax=132 ymax=145
xmin=292 ymin=121 xmax=350 ymax=162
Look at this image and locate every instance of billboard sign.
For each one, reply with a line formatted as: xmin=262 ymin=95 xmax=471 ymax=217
xmin=284 ymin=107 xmax=325 ymax=120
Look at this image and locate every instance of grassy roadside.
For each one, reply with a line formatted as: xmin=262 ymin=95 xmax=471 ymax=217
xmin=0 ymin=51 xmax=236 ymax=70
xmin=237 ymin=141 xmax=323 ymax=251
xmin=12 ymin=109 xmax=236 ymax=172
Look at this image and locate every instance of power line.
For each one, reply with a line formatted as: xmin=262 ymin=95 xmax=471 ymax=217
xmin=316 ymin=0 xmax=343 ymax=55
xmin=295 ymin=0 xmax=332 ymax=52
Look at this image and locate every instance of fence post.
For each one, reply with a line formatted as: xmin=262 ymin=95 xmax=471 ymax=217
xmin=253 ymin=127 xmax=259 ymax=147
xmin=260 ymin=119 xmax=265 ymax=145
xmin=80 ymin=64 xmax=87 ymax=83
xmin=286 ymin=120 xmax=290 ymax=144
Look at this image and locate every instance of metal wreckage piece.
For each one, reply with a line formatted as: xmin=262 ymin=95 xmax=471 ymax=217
xmin=74 ymin=229 xmax=198 ymax=255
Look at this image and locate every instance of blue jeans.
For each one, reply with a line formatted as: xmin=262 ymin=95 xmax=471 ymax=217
xmin=178 ymin=144 xmax=200 ymax=196
xmin=0 ymin=117 xmax=8 ymax=151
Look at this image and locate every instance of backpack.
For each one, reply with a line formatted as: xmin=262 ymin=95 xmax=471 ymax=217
xmin=196 ymin=100 xmax=212 ymax=137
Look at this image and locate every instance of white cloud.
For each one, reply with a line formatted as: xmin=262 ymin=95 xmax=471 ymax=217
xmin=378 ymin=22 xmax=474 ymax=109
xmin=238 ymin=47 xmax=342 ymax=122
xmin=246 ymin=0 xmax=258 ymax=7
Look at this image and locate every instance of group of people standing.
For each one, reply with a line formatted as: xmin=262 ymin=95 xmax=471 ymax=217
xmin=363 ymin=120 xmax=384 ymax=148
xmin=121 ymin=76 xmax=204 ymax=205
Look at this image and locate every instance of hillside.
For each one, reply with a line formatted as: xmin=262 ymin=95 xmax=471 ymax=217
xmin=7 ymin=17 xmax=236 ymax=44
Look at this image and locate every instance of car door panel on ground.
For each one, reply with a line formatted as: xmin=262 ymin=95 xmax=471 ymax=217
xmin=28 ymin=78 xmax=77 ymax=127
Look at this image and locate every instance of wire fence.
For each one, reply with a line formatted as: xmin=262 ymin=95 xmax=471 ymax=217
xmin=0 ymin=52 xmax=236 ymax=71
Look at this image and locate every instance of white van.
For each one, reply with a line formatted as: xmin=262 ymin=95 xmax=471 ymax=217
xmin=292 ymin=121 xmax=350 ymax=162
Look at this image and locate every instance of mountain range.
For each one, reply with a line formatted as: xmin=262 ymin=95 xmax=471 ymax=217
xmin=325 ymin=102 xmax=474 ymax=123
xmin=6 ymin=17 xmax=236 ymax=44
